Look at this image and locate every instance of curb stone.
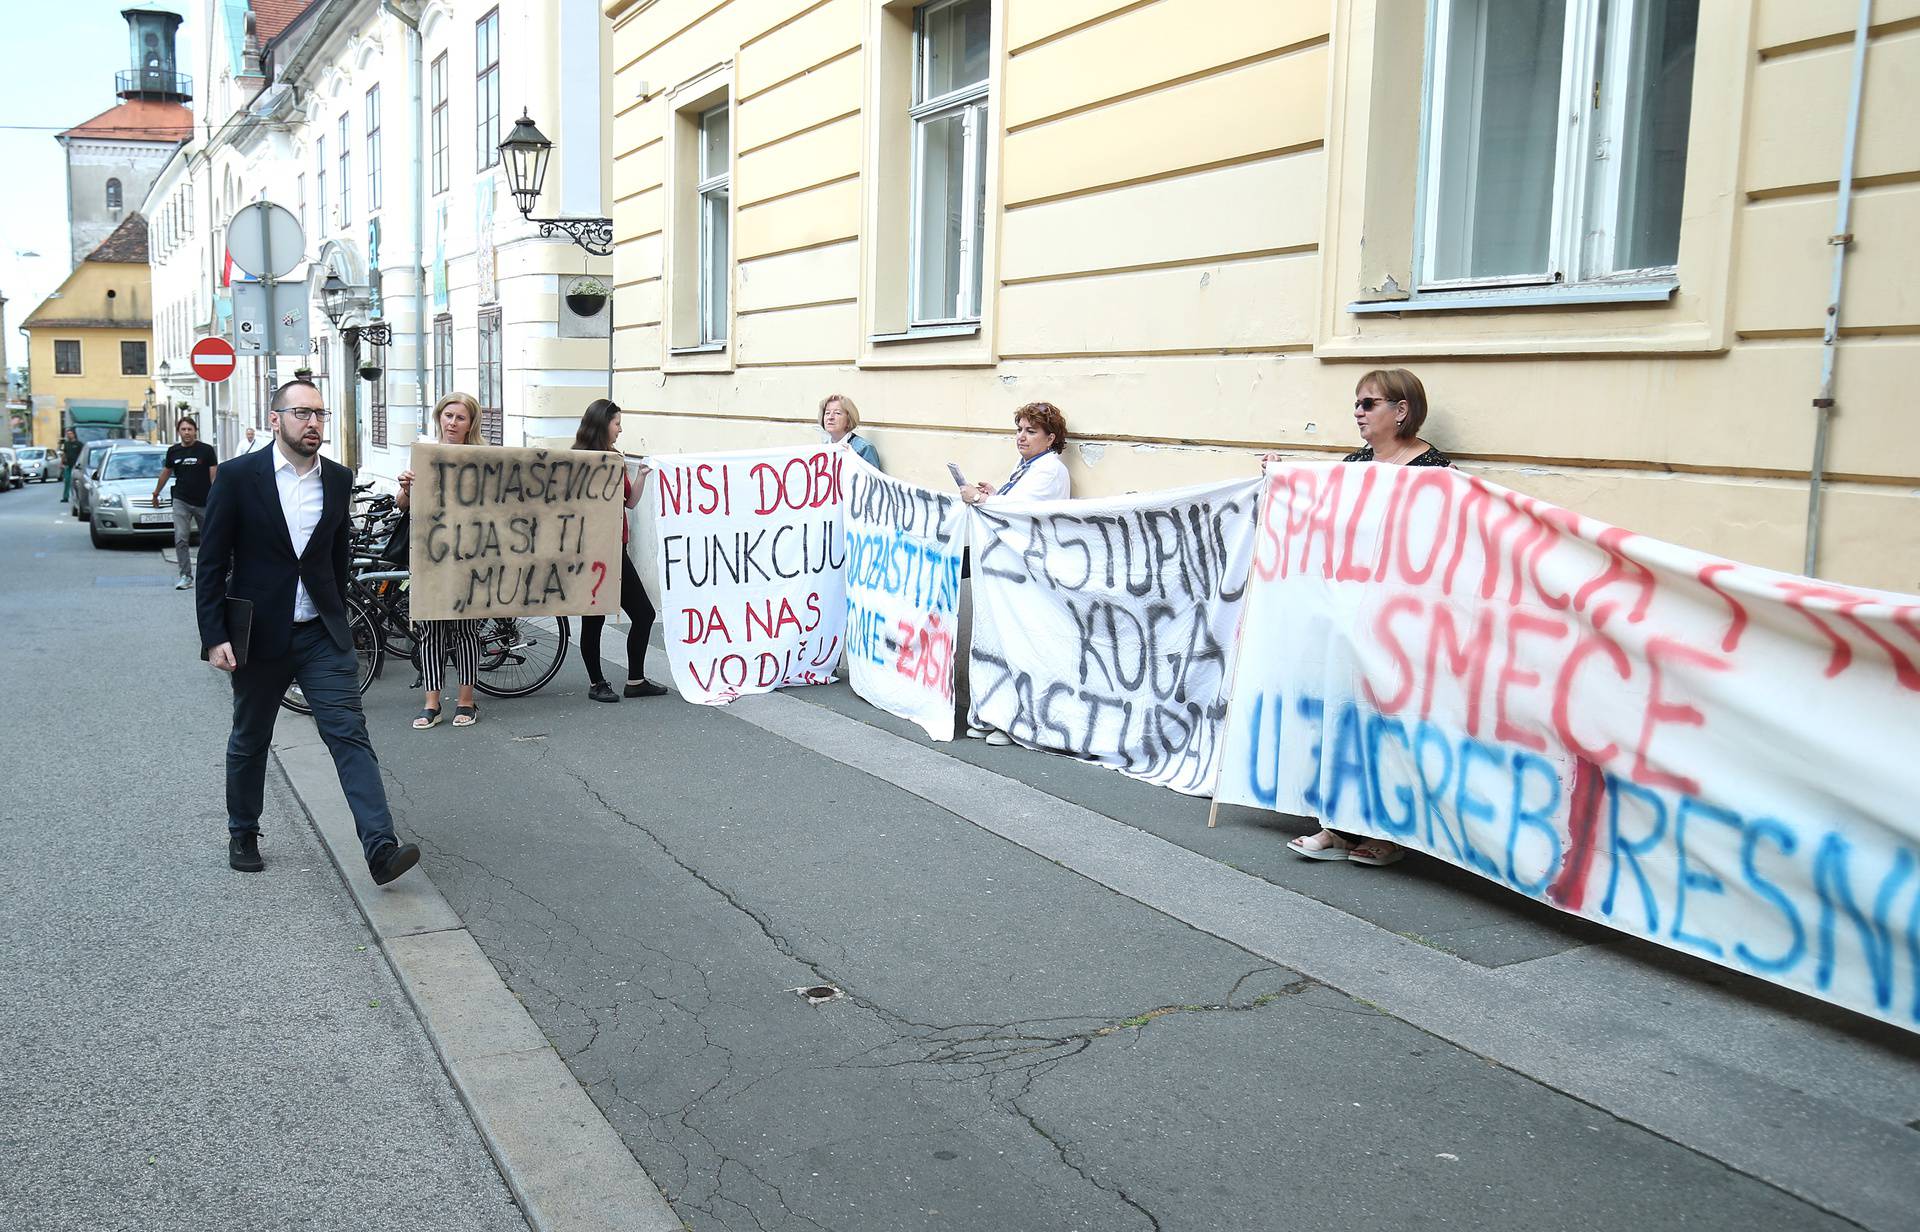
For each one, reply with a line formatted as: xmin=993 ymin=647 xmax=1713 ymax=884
xmin=271 ymin=723 xmax=684 ymax=1232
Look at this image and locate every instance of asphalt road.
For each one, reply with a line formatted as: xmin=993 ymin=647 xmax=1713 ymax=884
xmin=0 ymin=481 xmax=526 ymax=1232
xmin=357 ymin=608 xmax=1913 ymax=1223
xmin=8 ymin=471 xmax=1915 ymax=1232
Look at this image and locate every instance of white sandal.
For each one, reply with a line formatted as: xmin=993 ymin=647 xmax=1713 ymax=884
xmin=1287 ymin=831 xmax=1352 ymax=861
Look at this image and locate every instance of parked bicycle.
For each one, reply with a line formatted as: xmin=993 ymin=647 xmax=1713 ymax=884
xmin=280 ymin=480 xmax=572 ymax=714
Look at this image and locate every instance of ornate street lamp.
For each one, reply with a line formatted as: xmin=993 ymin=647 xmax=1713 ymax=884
xmin=499 ymin=110 xmax=613 ymax=256
xmin=318 ymin=269 xmax=391 ymax=347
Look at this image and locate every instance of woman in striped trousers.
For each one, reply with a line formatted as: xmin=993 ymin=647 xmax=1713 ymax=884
xmin=397 ymin=392 xmax=490 ymax=728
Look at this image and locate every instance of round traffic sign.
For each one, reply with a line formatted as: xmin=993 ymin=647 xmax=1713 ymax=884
xmin=191 ymin=336 xmax=237 ymax=383
xmin=226 ymin=201 xmax=305 ymax=281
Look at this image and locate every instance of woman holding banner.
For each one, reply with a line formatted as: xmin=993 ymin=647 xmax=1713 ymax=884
xmin=959 ymin=402 xmax=1075 ymax=744
xmin=1286 ymin=368 xmax=1452 ymax=868
xmin=397 ymin=392 xmax=490 ymax=730
xmin=820 ymin=394 xmax=881 ymax=468
xmin=572 ymin=399 xmax=667 ymax=704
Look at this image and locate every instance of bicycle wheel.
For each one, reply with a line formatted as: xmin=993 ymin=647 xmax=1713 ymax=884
xmin=472 ymin=615 xmax=571 ymax=698
xmin=280 ymin=600 xmax=383 ymax=714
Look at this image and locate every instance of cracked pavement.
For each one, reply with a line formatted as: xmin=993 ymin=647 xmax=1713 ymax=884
xmin=360 ymin=666 xmax=1860 ymax=1232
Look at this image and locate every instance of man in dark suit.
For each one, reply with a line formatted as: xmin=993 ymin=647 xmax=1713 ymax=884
xmin=196 ymin=378 xmax=420 ymax=884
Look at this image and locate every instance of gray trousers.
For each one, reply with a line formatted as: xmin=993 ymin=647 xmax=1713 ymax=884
xmin=173 ymin=500 xmax=206 ymax=577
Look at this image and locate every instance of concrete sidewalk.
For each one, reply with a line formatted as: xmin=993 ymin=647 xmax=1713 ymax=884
xmin=0 ymin=482 xmax=527 ymax=1232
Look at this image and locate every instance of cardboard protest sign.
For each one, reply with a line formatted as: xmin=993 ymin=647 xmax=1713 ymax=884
xmin=1215 ymin=462 xmax=1920 ymax=1032
xmin=966 ymin=478 xmax=1260 ymax=794
xmin=651 ymin=445 xmax=848 ymax=704
xmin=842 ymin=452 xmax=967 ymax=740
xmin=407 ymin=443 xmax=627 ymax=621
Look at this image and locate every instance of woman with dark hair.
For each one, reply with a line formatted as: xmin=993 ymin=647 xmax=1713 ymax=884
xmin=960 ymin=402 xmax=1074 ymax=745
xmin=1286 ymin=367 xmax=1451 ymax=868
xmin=573 ymin=399 xmax=666 ymax=703
xmin=397 ymin=392 xmax=489 ymax=729
xmin=960 ymin=401 xmax=1071 ymax=507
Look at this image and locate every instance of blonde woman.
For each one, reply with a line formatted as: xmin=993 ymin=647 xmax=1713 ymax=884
xmin=819 ymin=394 xmax=880 ymax=468
xmin=396 ymin=392 xmax=489 ymax=729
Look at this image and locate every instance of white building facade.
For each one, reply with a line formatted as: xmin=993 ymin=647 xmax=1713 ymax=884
xmin=152 ymin=0 xmax=613 ymax=472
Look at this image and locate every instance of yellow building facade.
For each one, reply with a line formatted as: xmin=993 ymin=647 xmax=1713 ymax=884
xmin=21 ymin=214 xmax=158 ymax=446
xmin=602 ymin=0 xmax=1919 ymax=593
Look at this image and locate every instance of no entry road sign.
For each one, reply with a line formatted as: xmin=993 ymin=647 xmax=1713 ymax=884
xmin=191 ymin=336 xmax=237 ymax=383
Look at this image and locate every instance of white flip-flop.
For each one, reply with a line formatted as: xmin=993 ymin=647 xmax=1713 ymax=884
xmin=1288 ymin=833 xmax=1352 ymax=861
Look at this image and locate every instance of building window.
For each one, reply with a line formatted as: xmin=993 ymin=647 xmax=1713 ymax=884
xmin=909 ymin=0 xmax=990 ymax=326
xmin=430 ymin=53 xmax=449 ymax=195
xmin=296 ymin=173 xmax=307 ymax=237
xmin=368 ymin=369 xmax=387 ymax=448
xmin=316 ymin=136 xmax=328 ymax=234
xmin=476 ymin=9 xmax=501 ymax=171
xmin=433 ymin=315 xmax=454 ymax=401
xmin=1419 ymin=0 xmax=1698 ymax=289
xmin=106 ymin=178 xmax=123 ymax=209
xmin=366 ymin=85 xmax=383 ymax=214
xmin=696 ymin=104 xmax=730 ymax=346
xmin=337 ymin=113 xmax=352 ymax=227
xmin=121 ymin=340 xmax=148 ymax=375
xmin=54 ymin=340 xmax=82 ymax=375
xmin=477 ymin=306 xmax=503 ymax=445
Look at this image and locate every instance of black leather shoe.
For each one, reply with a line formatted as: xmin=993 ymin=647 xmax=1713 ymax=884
xmin=369 ymin=842 xmax=421 ymax=886
xmin=623 ymin=679 xmax=668 ymax=698
xmin=588 ymin=681 xmax=619 ymax=703
xmin=230 ymin=833 xmax=264 ymax=873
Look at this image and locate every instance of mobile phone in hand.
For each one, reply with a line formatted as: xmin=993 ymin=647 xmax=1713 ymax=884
xmin=947 ymin=463 xmax=968 ymax=489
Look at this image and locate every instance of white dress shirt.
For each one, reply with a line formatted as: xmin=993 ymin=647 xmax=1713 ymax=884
xmin=990 ymin=450 xmax=1071 ymax=503
xmin=273 ymin=445 xmax=326 ymax=622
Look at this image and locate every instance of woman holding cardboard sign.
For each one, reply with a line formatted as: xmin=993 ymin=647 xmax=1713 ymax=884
xmin=397 ymin=392 xmax=489 ymax=729
xmin=572 ymin=399 xmax=666 ymax=703
xmin=1282 ymin=368 xmax=1452 ymax=869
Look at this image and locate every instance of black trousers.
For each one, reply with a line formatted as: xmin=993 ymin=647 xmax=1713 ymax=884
xmin=226 ymin=620 xmax=398 ymax=862
xmin=579 ymin=550 xmax=655 ymax=684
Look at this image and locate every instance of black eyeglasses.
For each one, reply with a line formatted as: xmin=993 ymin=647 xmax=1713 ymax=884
xmin=1354 ymin=397 xmax=1403 ymax=411
xmin=281 ymin=408 xmax=332 ymax=423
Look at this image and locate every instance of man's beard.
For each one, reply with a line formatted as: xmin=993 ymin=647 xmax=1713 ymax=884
xmin=278 ymin=425 xmax=321 ymax=457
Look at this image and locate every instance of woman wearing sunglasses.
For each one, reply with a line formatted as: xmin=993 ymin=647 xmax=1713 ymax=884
xmin=1288 ymin=367 xmax=1451 ymax=868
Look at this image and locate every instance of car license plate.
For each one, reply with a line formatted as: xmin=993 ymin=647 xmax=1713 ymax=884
xmin=138 ymin=513 xmax=172 ymax=526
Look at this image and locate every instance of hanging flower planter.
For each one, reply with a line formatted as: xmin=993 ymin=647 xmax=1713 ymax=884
xmin=565 ymin=274 xmax=610 ymax=318
xmin=359 ymin=362 xmax=383 ymax=382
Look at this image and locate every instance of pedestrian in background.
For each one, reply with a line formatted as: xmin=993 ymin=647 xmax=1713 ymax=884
xmin=59 ymin=428 xmax=81 ymax=503
xmin=396 ymin=392 xmax=489 ymax=729
xmin=1283 ymin=367 xmax=1451 ymax=870
xmin=196 ymin=377 xmax=420 ymax=884
xmin=572 ymin=398 xmax=667 ymax=703
xmin=155 ymin=415 xmax=218 ymax=591
xmin=241 ymin=426 xmax=265 ymax=453
xmin=820 ymin=394 xmax=880 ymax=468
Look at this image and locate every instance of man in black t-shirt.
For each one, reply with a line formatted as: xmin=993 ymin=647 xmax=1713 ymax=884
xmin=155 ymin=416 xmax=219 ymax=590
xmin=59 ymin=429 xmax=82 ymax=502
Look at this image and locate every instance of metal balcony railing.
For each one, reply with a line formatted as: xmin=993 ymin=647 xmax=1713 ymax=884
xmin=116 ymin=68 xmax=193 ymax=98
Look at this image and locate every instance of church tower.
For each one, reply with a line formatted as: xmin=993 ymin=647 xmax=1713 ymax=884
xmin=58 ymin=8 xmax=194 ymax=267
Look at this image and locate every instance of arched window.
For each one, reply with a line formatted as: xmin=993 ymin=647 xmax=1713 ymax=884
xmin=106 ymin=178 xmax=123 ymax=209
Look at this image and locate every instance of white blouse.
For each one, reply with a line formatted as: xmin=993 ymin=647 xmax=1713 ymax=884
xmin=990 ymin=451 xmax=1071 ymax=503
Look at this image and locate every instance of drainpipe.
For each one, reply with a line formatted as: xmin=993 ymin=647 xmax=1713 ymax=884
xmin=382 ymin=0 xmax=429 ymax=436
xmin=1803 ymin=0 xmax=1874 ymax=579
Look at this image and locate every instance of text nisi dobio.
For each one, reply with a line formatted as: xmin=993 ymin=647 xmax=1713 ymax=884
xmin=656 ymin=451 xmax=844 ymax=519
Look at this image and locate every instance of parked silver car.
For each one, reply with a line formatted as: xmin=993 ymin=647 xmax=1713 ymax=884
xmin=69 ymin=439 xmax=120 ymax=520
xmin=88 ymin=445 xmax=178 ymax=548
xmin=14 ymin=446 xmax=53 ymax=482
xmin=0 ymin=448 xmax=20 ymax=490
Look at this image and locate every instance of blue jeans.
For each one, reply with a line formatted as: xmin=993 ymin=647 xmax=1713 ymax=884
xmin=226 ymin=620 xmax=399 ymax=862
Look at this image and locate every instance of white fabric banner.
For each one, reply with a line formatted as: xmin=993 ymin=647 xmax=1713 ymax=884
xmin=649 ymin=445 xmax=847 ymax=705
xmin=1215 ymin=462 xmax=1920 ymax=1031
xmin=841 ymin=452 xmax=968 ymax=740
xmin=966 ymin=478 xmax=1260 ymax=794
